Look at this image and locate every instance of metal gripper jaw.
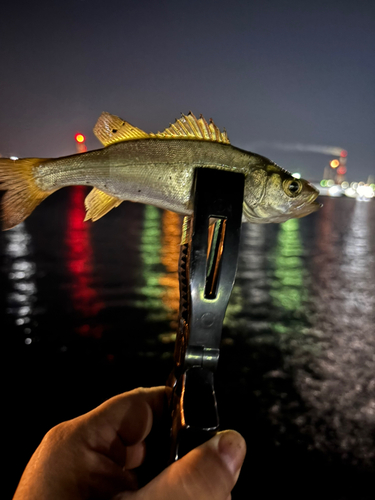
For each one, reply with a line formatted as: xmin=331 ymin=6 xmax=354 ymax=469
xmin=169 ymin=168 xmax=245 ymax=462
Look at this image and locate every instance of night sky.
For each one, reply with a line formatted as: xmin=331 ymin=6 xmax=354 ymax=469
xmin=1 ymin=0 xmax=374 ymax=182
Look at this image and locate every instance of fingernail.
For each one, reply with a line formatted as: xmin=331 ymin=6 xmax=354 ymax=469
xmin=218 ymin=430 xmax=246 ymax=477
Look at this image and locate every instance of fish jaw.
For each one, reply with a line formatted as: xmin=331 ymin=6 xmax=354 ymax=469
xmin=294 ymin=182 xmax=321 ymax=214
xmin=243 ymin=199 xmax=321 ymax=223
xmin=294 ymin=199 xmax=322 ymax=219
xmin=242 ymin=173 xmax=321 ymax=223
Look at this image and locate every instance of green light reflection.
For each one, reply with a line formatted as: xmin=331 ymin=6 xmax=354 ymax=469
xmin=223 ymin=280 xmax=244 ymax=329
xmin=135 ymin=205 xmax=168 ymax=322
xmin=269 ymin=218 xmax=306 ymax=313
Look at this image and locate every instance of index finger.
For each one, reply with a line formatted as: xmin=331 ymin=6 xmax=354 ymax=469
xmin=87 ymin=386 xmax=170 ymax=445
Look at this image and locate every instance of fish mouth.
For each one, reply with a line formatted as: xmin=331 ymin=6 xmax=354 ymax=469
xmin=299 ymin=190 xmax=321 ymax=209
xmin=312 ymin=199 xmax=323 ymax=209
xmin=308 ymin=190 xmax=323 ymax=211
xmin=295 ymin=199 xmax=322 ymax=217
xmin=291 ymin=188 xmax=322 ymax=218
xmin=305 ymin=200 xmax=322 ymax=211
xmin=308 ymin=191 xmax=322 ymax=210
xmin=308 ymin=188 xmax=319 ymax=203
xmin=242 ymin=189 xmax=322 ymax=223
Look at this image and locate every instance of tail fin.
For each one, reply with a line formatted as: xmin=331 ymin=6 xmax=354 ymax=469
xmin=0 ymin=157 xmax=52 ymax=230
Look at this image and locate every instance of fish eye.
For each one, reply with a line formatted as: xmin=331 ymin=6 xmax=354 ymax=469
xmin=283 ymin=179 xmax=302 ymax=197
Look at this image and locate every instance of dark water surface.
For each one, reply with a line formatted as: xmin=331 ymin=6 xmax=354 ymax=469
xmin=2 ymin=189 xmax=375 ymax=499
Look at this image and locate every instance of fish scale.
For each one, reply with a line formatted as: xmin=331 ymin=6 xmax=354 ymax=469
xmin=0 ymin=111 xmax=320 ymax=230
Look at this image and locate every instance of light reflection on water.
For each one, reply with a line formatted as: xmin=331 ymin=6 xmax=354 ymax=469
xmin=134 ymin=205 xmax=167 ymax=321
xmin=64 ymin=186 xmax=104 ymax=337
xmin=3 ymin=222 xmax=37 ymax=341
xmin=159 ymin=209 xmax=181 ymax=332
xmin=269 ymin=218 xmax=307 ymax=314
xmin=131 ymin=205 xmax=180 ymax=341
xmin=1 ymin=194 xmax=375 ymax=492
xmin=289 ymin=200 xmax=375 ymax=462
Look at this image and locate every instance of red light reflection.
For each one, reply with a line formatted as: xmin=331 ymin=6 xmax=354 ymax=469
xmin=65 ymin=186 xmax=103 ymax=337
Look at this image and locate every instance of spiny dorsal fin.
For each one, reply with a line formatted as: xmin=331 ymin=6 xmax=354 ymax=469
xmin=94 ymin=112 xmax=150 ymax=146
xmin=150 ymin=112 xmax=230 ymax=144
xmin=84 ymin=187 xmax=123 ymax=222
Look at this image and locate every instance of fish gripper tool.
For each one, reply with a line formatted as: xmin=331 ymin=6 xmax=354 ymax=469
xmin=168 ymin=167 xmax=245 ymax=462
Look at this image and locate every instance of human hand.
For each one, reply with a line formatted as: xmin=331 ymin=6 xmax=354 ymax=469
xmin=13 ymin=387 xmax=246 ymax=500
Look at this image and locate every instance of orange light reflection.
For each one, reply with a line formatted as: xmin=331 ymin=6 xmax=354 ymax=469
xmin=159 ymin=210 xmax=181 ymax=330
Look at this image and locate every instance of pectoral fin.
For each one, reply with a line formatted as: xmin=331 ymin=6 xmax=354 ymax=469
xmin=84 ymin=187 xmax=123 ymax=222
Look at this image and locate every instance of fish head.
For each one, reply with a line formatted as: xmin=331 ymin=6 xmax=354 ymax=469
xmin=243 ymin=164 xmax=321 ymax=223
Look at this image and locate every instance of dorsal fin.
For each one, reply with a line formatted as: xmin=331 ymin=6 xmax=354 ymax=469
xmin=94 ymin=111 xmax=230 ymax=147
xmin=149 ymin=112 xmax=230 ymax=144
xmin=94 ymin=112 xmax=149 ymax=146
xmin=84 ymin=187 xmax=123 ymax=221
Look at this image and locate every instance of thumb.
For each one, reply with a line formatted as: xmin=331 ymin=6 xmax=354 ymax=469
xmin=130 ymin=430 xmax=246 ymax=500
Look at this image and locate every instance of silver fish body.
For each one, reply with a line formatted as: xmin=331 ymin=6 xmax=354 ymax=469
xmin=35 ymin=139 xmax=252 ymax=213
xmin=34 ymin=138 xmax=319 ymax=222
xmin=0 ymin=111 xmax=320 ymax=230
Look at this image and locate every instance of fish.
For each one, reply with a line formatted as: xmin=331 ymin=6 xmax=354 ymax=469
xmin=0 ymin=111 xmax=320 ymax=230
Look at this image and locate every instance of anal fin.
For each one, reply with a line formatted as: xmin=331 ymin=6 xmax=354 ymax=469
xmin=84 ymin=188 xmax=123 ymax=222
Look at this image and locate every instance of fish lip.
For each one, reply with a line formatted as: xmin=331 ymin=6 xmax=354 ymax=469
xmin=313 ymin=200 xmax=323 ymax=210
xmin=309 ymin=190 xmax=319 ymax=203
xmin=308 ymin=200 xmax=322 ymax=212
xmin=295 ymin=200 xmax=322 ymax=216
xmin=302 ymin=190 xmax=321 ymax=211
xmin=243 ymin=190 xmax=322 ymax=222
xmin=294 ymin=196 xmax=322 ymax=215
xmin=295 ymin=195 xmax=320 ymax=210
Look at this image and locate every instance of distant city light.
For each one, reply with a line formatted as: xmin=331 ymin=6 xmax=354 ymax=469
xmin=75 ymin=133 xmax=85 ymax=143
xmin=328 ymin=185 xmax=342 ymax=197
xmin=10 ymin=156 xmax=18 ymax=161
xmin=357 ymin=185 xmax=374 ymax=199
xmin=292 ymin=172 xmax=301 ymax=179
xmin=314 ymin=154 xmax=373 ymax=200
